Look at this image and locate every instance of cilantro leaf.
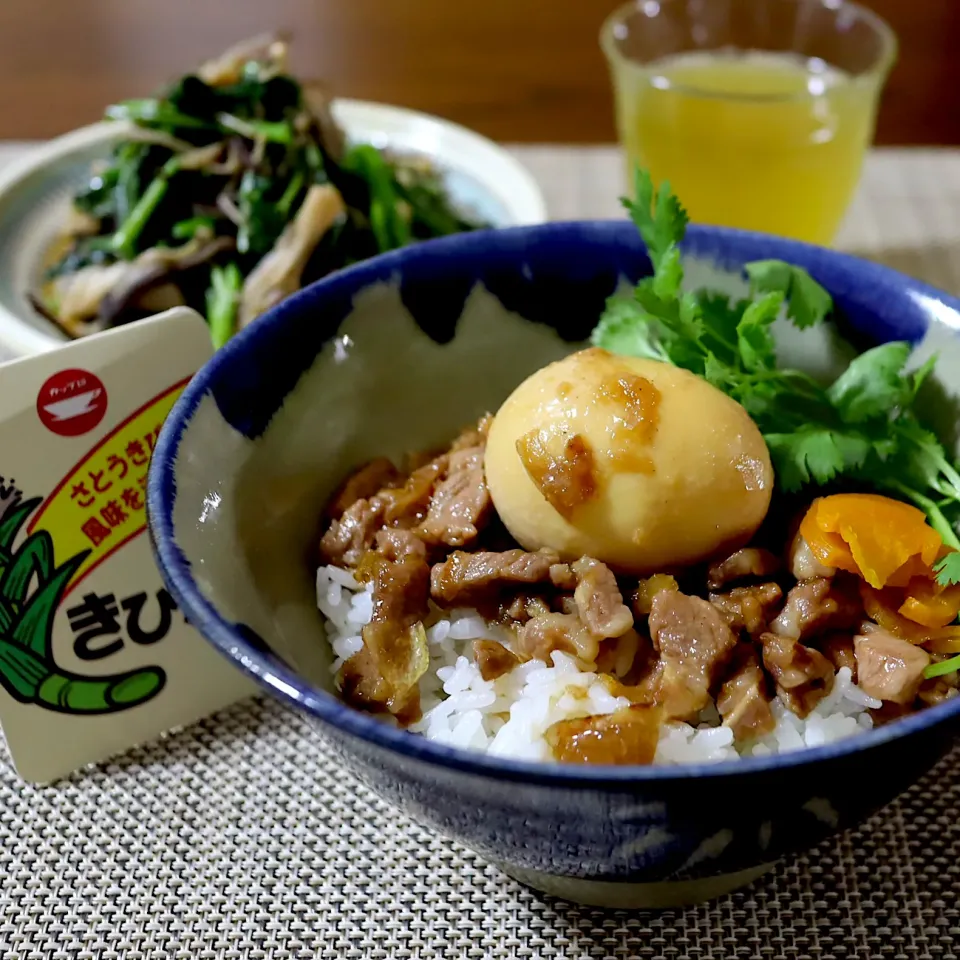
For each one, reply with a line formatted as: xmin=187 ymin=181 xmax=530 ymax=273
xmin=703 ymin=352 xmax=733 ymax=390
xmin=620 ymin=168 xmax=689 ymax=272
xmin=744 ymin=259 xmax=792 ymax=294
xmin=652 ymin=245 xmax=683 ymax=301
xmin=634 ymin=282 xmax=700 ymax=339
xmin=653 ymin=180 xmax=689 ymax=258
xmin=745 ymin=259 xmax=832 ymax=329
xmin=736 ymin=292 xmax=783 ymax=372
xmin=831 ymin=431 xmax=873 ymax=473
xmin=626 ymin=286 xmax=705 ymax=375
xmin=591 ymin=295 xmax=668 ymax=362
xmin=697 ymin=292 xmax=747 ymax=366
xmin=934 ymin=552 xmax=960 ymax=587
xmin=910 ymin=353 xmax=938 ymax=401
xmin=827 ymin=341 xmax=912 ymax=423
xmin=764 ymin=429 xmax=844 ymax=491
xmin=764 ymin=428 xmax=871 ymax=492
xmin=788 ymin=268 xmax=834 ymax=329
xmin=733 ymin=379 xmax=785 ymax=424
xmin=890 ymin=419 xmax=960 ymax=503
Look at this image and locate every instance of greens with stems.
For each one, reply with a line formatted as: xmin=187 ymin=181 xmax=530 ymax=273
xmin=34 ymin=34 xmax=486 ymax=345
xmin=591 ymin=169 xmax=960 ymax=675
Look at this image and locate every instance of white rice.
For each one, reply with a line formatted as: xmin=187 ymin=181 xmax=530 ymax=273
xmin=317 ymin=565 xmax=882 ymax=764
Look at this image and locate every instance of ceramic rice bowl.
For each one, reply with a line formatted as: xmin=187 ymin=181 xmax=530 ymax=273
xmin=147 ymin=221 xmax=960 ymax=908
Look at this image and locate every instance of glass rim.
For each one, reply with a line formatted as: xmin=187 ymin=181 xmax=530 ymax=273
xmin=599 ymin=0 xmax=898 ymax=103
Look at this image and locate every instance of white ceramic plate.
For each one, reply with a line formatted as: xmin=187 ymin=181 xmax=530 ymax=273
xmin=0 ymin=100 xmax=547 ymax=357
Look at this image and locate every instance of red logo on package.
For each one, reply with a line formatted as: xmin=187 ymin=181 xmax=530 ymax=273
xmin=36 ymin=369 xmax=108 ymax=437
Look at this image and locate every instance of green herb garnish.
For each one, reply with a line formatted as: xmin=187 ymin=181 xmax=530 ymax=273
xmin=206 ymin=262 xmax=243 ymax=350
xmin=592 ymin=168 xmax=960 ymax=595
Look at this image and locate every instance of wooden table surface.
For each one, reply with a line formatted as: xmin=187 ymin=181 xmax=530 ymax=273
xmin=0 ymin=0 xmax=958 ymax=146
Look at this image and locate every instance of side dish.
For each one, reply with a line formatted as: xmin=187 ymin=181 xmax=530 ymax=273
xmin=314 ymin=170 xmax=960 ymax=766
xmin=33 ymin=35 xmax=485 ymax=346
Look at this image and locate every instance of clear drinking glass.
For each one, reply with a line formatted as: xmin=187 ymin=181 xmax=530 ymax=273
xmin=600 ymin=0 xmax=897 ymax=245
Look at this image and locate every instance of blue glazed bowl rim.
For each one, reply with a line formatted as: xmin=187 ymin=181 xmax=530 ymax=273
xmin=148 ymin=220 xmax=960 ymax=786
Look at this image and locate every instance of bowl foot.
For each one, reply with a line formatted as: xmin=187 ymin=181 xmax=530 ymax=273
xmin=499 ymin=861 xmax=776 ymax=908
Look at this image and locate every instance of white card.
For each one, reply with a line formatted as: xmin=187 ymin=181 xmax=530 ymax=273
xmin=0 ymin=307 xmax=257 ymax=783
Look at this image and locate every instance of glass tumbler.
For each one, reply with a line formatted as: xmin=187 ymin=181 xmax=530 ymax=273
xmin=600 ymin=0 xmax=897 ymax=245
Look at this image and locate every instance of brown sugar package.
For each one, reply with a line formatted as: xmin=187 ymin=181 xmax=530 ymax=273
xmin=0 ymin=307 xmax=255 ymax=783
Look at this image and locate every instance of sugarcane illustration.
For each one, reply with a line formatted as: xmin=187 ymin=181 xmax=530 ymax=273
xmin=0 ymin=478 xmax=165 ymax=714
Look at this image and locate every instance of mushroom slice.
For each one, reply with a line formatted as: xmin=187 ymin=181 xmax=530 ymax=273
xmin=302 ymin=82 xmax=347 ymax=162
xmin=50 ymin=234 xmax=235 ymax=336
xmin=134 ymin=282 xmax=186 ymax=313
xmin=197 ymin=34 xmax=288 ymax=87
xmin=237 ymin=183 xmax=346 ymax=328
xmin=95 ymin=236 xmax=235 ymax=328
xmin=175 ymin=141 xmax=227 ymax=171
xmin=51 ymin=261 xmax=131 ymax=334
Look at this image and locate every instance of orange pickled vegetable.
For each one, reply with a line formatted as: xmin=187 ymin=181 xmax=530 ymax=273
xmin=800 ymin=494 xmax=942 ymax=590
xmin=925 ymin=636 xmax=960 ymax=655
xmin=861 ymin=583 xmax=960 ymax=645
xmin=860 ymin=583 xmax=930 ymax=643
xmin=898 ymin=578 xmax=960 ymax=629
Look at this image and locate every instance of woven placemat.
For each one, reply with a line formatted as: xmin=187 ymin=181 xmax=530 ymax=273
xmin=1 ymin=145 xmax=960 ymax=958
xmin=2 ymin=696 xmax=959 ymax=958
